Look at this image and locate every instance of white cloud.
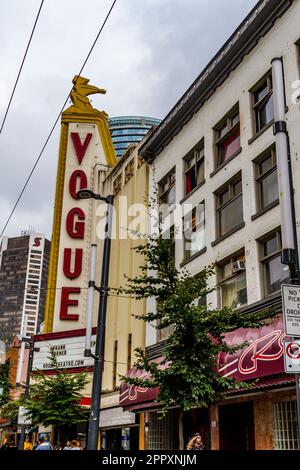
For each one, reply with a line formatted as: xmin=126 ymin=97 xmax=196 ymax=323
xmin=0 ymin=0 xmax=257 ymax=239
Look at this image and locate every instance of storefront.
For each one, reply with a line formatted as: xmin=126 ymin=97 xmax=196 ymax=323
xmin=120 ymin=315 xmax=300 ymax=450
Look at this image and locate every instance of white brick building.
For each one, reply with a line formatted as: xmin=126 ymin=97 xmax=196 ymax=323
xmin=134 ymin=0 xmax=300 ymax=450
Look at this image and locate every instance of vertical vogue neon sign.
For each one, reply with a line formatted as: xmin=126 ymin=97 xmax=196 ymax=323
xmin=60 ymin=132 xmax=92 ymax=321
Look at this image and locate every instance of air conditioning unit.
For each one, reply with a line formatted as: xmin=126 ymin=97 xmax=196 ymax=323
xmin=232 ymin=260 xmax=245 ymax=273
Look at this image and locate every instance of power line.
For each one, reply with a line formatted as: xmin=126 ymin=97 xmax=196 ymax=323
xmin=0 ymin=0 xmax=118 ymax=239
xmin=0 ymin=0 xmax=45 ymax=135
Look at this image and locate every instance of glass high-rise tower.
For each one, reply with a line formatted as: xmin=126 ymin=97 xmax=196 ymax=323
xmin=109 ymin=116 xmax=161 ymax=159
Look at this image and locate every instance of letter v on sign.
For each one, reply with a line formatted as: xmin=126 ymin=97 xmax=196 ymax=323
xmin=71 ymin=132 xmax=92 ymax=164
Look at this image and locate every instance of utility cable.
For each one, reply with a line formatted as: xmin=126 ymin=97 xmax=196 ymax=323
xmin=0 ymin=0 xmax=45 ymax=135
xmin=0 ymin=0 xmax=117 ymax=238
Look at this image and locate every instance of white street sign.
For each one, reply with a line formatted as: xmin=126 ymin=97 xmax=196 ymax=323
xmin=18 ymin=406 xmax=31 ymax=425
xmin=283 ymin=340 xmax=300 ymax=373
xmin=281 ymin=284 xmax=300 ymax=336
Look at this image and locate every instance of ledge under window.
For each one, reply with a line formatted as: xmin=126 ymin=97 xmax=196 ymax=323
xmin=180 ymin=247 xmax=207 ymax=268
xmin=248 ymin=120 xmax=274 ymax=145
xmin=210 ymin=147 xmax=242 ymax=178
xmin=180 ymin=179 xmax=206 ymax=204
xmin=251 ymin=199 xmax=279 ymax=221
xmin=211 ymin=222 xmax=245 ymax=247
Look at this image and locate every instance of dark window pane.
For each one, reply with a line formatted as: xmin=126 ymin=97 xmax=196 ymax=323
xmin=219 ymin=188 xmax=230 ymax=206
xmin=186 ymin=167 xmax=196 ymax=194
xmin=261 ymin=170 xmax=278 ymax=208
xmin=196 ymin=159 xmax=204 ymax=183
xmin=255 ymin=82 xmax=268 ymax=103
xmin=259 ymin=154 xmax=273 ymax=175
xmin=218 ymin=122 xmax=228 ymax=139
xmin=233 ymin=179 xmax=242 ymax=196
xmin=219 ymin=194 xmax=243 ymax=235
xmin=231 ymin=113 xmax=240 ymax=127
xmin=257 ymin=94 xmax=274 ymax=131
xmin=264 ymin=235 xmax=278 ymax=256
xmin=266 ymin=255 xmax=289 ymax=294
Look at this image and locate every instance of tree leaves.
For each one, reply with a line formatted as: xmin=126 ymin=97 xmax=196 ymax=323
xmin=120 ymin=233 xmax=279 ymax=414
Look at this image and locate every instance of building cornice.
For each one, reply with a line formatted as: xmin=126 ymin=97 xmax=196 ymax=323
xmin=139 ymin=0 xmax=293 ymax=162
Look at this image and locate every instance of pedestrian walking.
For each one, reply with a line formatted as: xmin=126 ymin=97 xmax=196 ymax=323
xmin=1 ymin=438 xmax=10 ymax=450
xmin=186 ymin=433 xmax=205 ymax=450
xmin=63 ymin=440 xmax=72 ymax=450
xmin=35 ymin=436 xmax=53 ymax=450
xmin=70 ymin=439 xmax=80 ymax=450
xmin=24 ymin=437 xmax=33 ymax=450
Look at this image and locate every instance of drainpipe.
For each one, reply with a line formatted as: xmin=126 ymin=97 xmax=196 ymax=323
xmin=272 ymin=57 xmax=300 ymax=442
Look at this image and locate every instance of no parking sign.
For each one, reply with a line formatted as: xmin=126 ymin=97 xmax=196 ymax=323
xmin=283 ymin=339 xmax=300 ymax=373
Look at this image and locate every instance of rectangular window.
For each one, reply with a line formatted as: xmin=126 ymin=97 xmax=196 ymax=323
xmin=216 ymin=174 xmax=243 ymax=237
xmin=159 ymin=169 xmax=176 ymax=219
xmin=219 ymin=252 xmax=247 ymax=308
xmin=214 ymin=106 xmax=240 ymax=167
xmin=260 ymin=230 xmax=289 ymax=296
xmin=251 ymin=72 xmax=274 ymax=133
xmin=184 ymin=141 xmax=204 ymax=195
xmin=273 ymin=401 xmax=300 ymax=450
xmin=255 ymin=147 xmax=278 ymax=210
xmin=183 ymin=202 xmax=205 ymax=260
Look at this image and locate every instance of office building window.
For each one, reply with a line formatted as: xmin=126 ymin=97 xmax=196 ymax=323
xmin=255 ymin=147 xmax=278 ymax=210
xmin=184 ymin=141 xmax=204 ymax=195
xmin=252 ymin=72 xmax=274 ymax=133
xmin=219 ymin=253 xmax=247 ymax=308
xmin=260 ymin=230 xmax=289 ymax=295
xmin=216 ymin=174 xmax=243 ymax=237
xmin=159 ymin=169 xmax=176 ymax=219
xmin=183 ymin=202 xmax=205 ymax=260
xmin=214 ymin=106 xmax=240 ymax=167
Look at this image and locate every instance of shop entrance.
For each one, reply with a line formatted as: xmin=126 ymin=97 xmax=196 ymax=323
xmin=219 ymin=401 xmax=255 ymax=450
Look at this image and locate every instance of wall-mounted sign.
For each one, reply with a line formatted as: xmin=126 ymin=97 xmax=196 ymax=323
xmin=32 ymin=334 xmax=96 ymax=371
xmin=281 ymin=284 xmax=300 ymax=337
xmin=44 ymin=76 xmax=117 ymax=334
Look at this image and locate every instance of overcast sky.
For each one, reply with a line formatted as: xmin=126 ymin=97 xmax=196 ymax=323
xmin=0 ymin=0 xmax=258 ymax=239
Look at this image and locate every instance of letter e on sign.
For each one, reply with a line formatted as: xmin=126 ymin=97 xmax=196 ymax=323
xmin=60 ymin=287 xmax=80 ymax=321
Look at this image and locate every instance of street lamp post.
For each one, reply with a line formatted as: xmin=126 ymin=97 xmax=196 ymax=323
xmin=272 ymin=57 xmax=300 ymax=440
xmin=77 ymin=189 xmax=114 ymax=450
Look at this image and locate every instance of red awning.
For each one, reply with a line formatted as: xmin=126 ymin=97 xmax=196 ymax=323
xmin=120 ymin=316 xmax=290 ymax=410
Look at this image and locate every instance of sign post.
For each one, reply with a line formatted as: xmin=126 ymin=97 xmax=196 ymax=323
xmin=282 ymin=284 xmax=300 ymax=443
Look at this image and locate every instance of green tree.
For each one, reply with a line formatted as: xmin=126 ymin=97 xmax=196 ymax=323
xmin=23 ymin=347 xmax=89 ymax=442
xmin=0 ymin=360 xmax=11 ymax=408
xmin=119 ymin=233 xmax=279 ymax=448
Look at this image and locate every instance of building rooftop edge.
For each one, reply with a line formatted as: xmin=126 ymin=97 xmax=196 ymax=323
xmin=139 ymin=0 xmax=293 ymax=162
